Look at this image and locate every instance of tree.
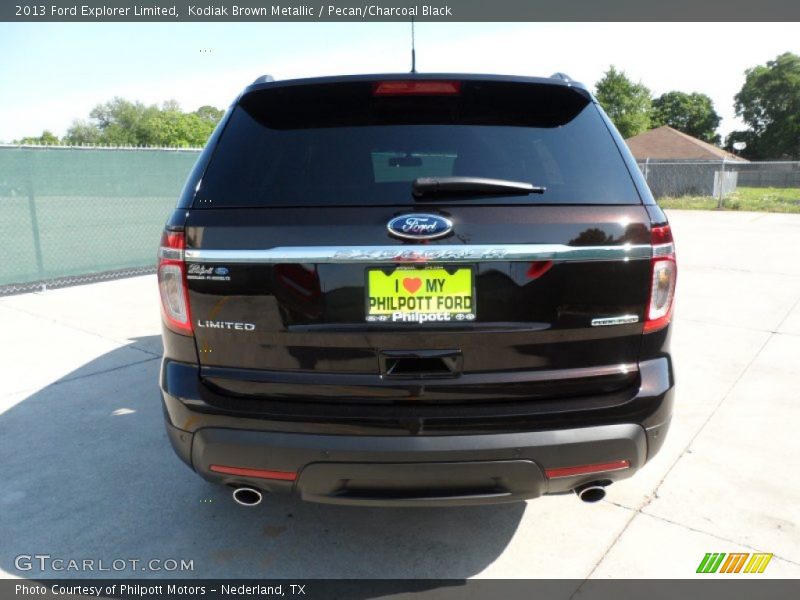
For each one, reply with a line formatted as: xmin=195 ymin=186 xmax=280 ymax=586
xmin=62 ymin=120 xmax=103 ymax=145
xmin=724 ymin=130 xmax=757 ymax=159
xmin=86 ymin=98 xmax=162 ymax=145
xmin=195 ymin=105 xmax=224 ymax=123
xmin=15 ymin=130 xmax=60 ymax=145
xmin=731 ymin=52 xmax=800 ymax=160
xmin=61 ymin=98 xmax=224 ymax=147
xmin=594 ymin=66 xmax=652 ymax=138
xmin=652 ymin=91 xmax=721 ymax=144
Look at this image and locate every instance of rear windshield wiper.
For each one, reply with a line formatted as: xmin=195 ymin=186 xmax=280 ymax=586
xmin=412 ymin=176 xmax=546 ymax=198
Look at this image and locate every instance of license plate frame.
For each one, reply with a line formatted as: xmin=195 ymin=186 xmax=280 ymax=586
xmin=365 ymin=265 xmax=477 ymax=324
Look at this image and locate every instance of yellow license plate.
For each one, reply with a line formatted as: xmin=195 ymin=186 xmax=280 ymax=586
xmin=366 ymin=267 xmax=476 ymax=324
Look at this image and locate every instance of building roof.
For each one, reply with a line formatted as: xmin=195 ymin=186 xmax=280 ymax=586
xmin=626 ymin=126 xmax=747 ymax=162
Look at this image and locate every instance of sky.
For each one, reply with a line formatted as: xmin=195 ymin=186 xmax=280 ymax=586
xmin=0 ymin=22 xmax=797 ymax=143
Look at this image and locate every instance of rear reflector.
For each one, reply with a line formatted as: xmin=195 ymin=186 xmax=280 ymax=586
xmin=157 ymin=230 xmax=192 ymax=335
xmin=373 ymin=80 xmax=462 ymax=96
xmin=644 ymin=224 xmax=677 ymax=334
xmin=209 ymin=465 xmax=298 ymax=481
xmin=545 ymin=460 xmax=630 ymax=479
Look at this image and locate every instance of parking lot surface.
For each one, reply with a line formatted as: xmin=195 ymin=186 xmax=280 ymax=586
xmin=1 ymin=210 xmax=799 ymax=579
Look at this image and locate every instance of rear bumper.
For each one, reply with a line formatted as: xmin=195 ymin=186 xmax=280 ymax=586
xmin=167 ymin=421 xmax=654 ymax=506
xmin=161 ymin=357 xmax=673 ymax=506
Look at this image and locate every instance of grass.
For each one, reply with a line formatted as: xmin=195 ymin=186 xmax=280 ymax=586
xmin=659 ymin=186 xmax=800 ymax=213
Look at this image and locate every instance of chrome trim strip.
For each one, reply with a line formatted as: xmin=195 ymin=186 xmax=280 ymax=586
xmin=184 ymin=244 xmax=652 ymax=264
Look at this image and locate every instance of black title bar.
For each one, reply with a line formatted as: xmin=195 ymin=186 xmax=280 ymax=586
xmin=5 ymin=579 xmax=800 ymax=600
xmin=4 ymin=0 xmax=800 ymax=22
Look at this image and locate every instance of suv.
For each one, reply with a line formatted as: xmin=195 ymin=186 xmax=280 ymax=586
xmin=158 ymin=73 xmax=676 ymax=507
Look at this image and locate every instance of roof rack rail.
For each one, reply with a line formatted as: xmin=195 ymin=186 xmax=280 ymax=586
xmin=252 ymin=74 xmax=275 ymax=84
xmin=550 ymin=72 xmax=573 ymax=82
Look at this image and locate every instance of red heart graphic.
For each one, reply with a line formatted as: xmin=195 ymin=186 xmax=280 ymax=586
xmin=402 ymin=277 xmax=422 ymax=294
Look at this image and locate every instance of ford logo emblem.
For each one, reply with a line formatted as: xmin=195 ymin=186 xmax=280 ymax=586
xmin=387 ymin=213 xmax=453 ymax=240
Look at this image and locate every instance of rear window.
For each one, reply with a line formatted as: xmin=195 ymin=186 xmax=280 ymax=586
xmin=196 ymin=80 xmax=641 ymax=207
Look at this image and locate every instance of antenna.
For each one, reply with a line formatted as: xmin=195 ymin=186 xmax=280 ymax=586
xmin=410 ymin=17 xmax=416 ymax=73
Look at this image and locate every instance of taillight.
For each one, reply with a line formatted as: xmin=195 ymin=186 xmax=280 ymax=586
xmin=644 ymin=225 xmax=677 ymax=333
xmin=372 ymin=80 xmax=462 ymax=96
xmin=157 ymin=230 xmax=192 ymax=335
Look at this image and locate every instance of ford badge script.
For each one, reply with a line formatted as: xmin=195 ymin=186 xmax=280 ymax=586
xmin=387 ymin=214 xmax=453 ymax=240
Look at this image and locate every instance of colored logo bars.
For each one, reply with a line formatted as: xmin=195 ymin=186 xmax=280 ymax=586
xmin=696 ymin=552 xmax=773 ymax=574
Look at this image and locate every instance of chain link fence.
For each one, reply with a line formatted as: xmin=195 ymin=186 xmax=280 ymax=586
xmin=637 ymin=159 xmax=800 ymax=209
xmin=2 ymin=147 xmax=798 ymax=295
xmin=0 ymin=145 xmax=200 ymax=295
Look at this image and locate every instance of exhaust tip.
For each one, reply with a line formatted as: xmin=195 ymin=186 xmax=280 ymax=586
xmin=232 ymin=486 xmax=263 ymax=507
xmin=575 ymin=482 xmax=607 ymax=503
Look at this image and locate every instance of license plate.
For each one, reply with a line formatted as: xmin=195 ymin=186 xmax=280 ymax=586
xmin=366 ymin=267 xmax=476 ymax=324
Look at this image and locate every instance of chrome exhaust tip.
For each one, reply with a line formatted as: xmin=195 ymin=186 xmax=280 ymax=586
xmin=574 ymin=482 xmax=607 ymax=503
xmin=232 ymin=486 xmax=263 ymax=507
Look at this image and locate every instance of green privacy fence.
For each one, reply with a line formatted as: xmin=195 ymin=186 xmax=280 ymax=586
xmin=0 ymin=145 xmax=201 ymax=292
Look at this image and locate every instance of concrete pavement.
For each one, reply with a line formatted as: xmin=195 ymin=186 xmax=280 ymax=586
xmin=1 ymin=209 xmax=798 ymax=579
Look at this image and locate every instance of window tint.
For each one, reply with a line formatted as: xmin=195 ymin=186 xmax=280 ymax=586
xmin=197 ymin=81 xmax=641 ymax=207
